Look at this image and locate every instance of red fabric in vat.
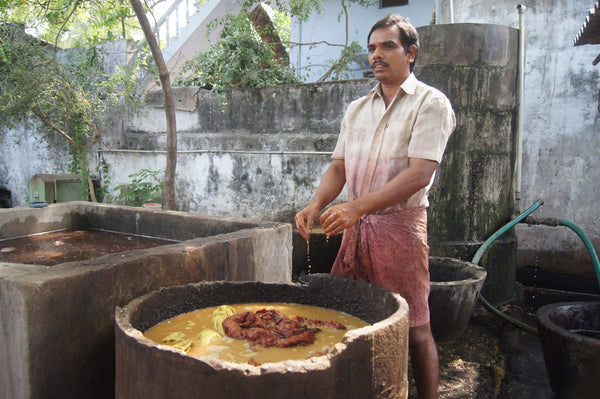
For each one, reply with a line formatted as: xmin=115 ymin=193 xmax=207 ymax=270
xmin=222 ymin=309 xmax=346 ymax=348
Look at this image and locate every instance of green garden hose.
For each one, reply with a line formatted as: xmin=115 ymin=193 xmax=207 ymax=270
xmin=472 ymin=200 xmax=543 ymax=336
xmin=556 ymin=219 xmax=600 ymax=289
xmin=472 ymin=199 xmax=600 ymax=335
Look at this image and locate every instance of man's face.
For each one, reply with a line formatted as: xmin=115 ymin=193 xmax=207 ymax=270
xmin=367 ymin=25 xmax=416 ymax=85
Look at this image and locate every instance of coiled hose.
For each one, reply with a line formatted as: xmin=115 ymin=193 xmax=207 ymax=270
xmin=471 ymin=199 xmax=600 ymax=336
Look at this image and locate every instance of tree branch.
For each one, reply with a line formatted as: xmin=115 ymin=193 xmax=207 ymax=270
xmin=53 ymin=0 xmax=83 ymax=47
xmin=131 ymin=0 xmax=177 ymax=210
xmin=32 ymin=108 xmax=76 ymax=145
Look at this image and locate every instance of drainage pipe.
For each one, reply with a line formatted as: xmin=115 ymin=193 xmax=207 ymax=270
xmin=514 ymin=4 xmax=526 ymax=211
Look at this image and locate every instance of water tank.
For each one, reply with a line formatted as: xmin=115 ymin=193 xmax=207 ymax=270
xmin=416 ymin=23 xmax=519 ymax=303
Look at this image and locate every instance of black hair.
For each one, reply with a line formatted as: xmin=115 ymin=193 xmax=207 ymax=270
xmin=367 ymin=14 xmax=419 ymax=72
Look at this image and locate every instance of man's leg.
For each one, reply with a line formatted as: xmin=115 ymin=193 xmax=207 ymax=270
xmin=409 ymin=323 xmax=439 ymax=399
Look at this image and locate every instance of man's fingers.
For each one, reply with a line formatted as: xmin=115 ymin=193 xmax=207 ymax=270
xmin=295 ymin=212 xmax=315 ymax=241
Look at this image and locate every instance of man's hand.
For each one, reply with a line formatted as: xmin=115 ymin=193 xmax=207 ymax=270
xmin=294 ymin=158 xmax=347 ymax=240
xmin=295 ymin=205 xmax=320 ymax=240
xmin=320 ymin=202 xmax=361 ymax=237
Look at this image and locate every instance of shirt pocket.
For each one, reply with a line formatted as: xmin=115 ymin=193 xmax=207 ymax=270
xmin=380 ymin=117 xmax=413 ymax=159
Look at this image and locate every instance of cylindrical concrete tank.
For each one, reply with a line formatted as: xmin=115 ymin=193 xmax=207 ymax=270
xmin=115 ymin=276 xmax=410 ymax=399
xmin=416 ymin=23 xmax=519 ymax=303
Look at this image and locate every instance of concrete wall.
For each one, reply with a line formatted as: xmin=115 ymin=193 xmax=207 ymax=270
xmin=438 ymin=0 xmax=600 ymax=275
xmin=100 ymin=81 xmax=374 ymax=220
xmin=0 ymin=123 xmax=71 ymax=205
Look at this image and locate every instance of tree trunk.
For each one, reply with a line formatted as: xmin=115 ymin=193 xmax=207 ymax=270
xmin=130 ymin=0 xmax=177 ymax=210
xmin=249 ymin=3 xmax=289 ymax=65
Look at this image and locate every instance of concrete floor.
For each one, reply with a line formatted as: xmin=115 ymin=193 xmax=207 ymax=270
xmin=408 ymin=301 xmax=554 ymax=399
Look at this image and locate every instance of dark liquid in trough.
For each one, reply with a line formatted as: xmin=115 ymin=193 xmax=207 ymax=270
xmin=0 ymin=229 xmax=178 ymax=266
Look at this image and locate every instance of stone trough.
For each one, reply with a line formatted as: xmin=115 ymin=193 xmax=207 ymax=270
xmin=0 ymin=202 xmax=291 ymax=399
xmin=115 ymin=275 xmax=410 ymax=399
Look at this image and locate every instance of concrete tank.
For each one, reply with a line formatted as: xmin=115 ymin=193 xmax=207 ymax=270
xmin=416 ymin=23 xmax=519 ymax=303
xmin=115 ymin=276 xmax=410 ymax=399
xmin=0 ymin=202 xmax=291 ymax=399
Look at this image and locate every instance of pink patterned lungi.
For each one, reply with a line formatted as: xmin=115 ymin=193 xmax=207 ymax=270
xmin=330 ymin=207 xmax=430 ymax=327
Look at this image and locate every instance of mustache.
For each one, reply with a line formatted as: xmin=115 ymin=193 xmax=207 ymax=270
xmin=371 ymin=60 xmax=389 ymax=69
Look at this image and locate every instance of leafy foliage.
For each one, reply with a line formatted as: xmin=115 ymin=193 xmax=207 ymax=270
xmin=175 ymin=0 xmax=376 ymax=94
xmin=174 ymin=11 xmax=299 ymax=93
xmin=319 ymin=41 xmax=366 ymax=82
xmin=112 ymin=169 xmax=164 ymax=206
xmin=288 ymin=0 xmax=323 ymax=22
xmin=0 ymin=0 xmax=142 ymax=47
xmin=0 ymin=23 xmax=137 ymax=200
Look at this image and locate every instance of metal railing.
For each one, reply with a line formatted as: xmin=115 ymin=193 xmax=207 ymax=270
xmin=152 ymin=0 xmax=204 ymax=48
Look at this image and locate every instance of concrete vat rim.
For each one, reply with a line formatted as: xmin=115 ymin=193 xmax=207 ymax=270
xmin=115 ymin=276 xmax=409 ymax=374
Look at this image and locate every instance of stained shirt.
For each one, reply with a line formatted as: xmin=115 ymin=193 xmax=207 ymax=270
xmin=331 ymin=73 xmax=456 ymax=212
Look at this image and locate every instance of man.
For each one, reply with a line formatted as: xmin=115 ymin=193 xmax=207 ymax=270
xmin=294 ymin=14 xmax=455 ymax=399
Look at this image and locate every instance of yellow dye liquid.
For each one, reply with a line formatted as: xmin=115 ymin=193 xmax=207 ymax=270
xmin=143 ymin=303 xmax=369 ymax=365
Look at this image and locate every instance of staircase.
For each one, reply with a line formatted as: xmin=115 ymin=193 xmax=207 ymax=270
xmin=148 ymin=0 xmax=242 ymax=73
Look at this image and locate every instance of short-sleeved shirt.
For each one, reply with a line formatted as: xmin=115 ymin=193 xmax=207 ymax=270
xmin=332 ymin=73 xmax=456 ymax=211
xmin=330 ymin=74 xmax=455 ymax=327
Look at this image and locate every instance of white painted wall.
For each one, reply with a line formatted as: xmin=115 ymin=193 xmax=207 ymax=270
xmin=443 ymin=0 xmax=600 ymax=273
xmin=289 ymin=0 xmax=436 ymax=81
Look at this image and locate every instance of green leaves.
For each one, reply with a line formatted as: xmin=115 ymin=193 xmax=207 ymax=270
xmin=0 ymin=0 xmax=140 ymax=48
xmin=174 ymin=12 xmax=299 ymax=94
xmin=112 ymin=169 xmax=164 ymax=206
xmin=288 ymin=0 xmax=323 ymax=22
xmin=0 ymin=23 xmax=138 ymax=201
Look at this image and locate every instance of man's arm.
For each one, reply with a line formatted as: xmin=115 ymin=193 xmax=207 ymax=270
xmin=294 ymin=159 xmax=346 ymax=240
xmin=319 ymin=157 xmax=438 ymax=236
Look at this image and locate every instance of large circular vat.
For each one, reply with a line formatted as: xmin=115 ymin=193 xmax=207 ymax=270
xmin=536 ymin=301 xmax=600 ymax=398
xmin=429 ymin=257 xmax=487 ymax=342
xmin=115 ymin=274 xmax=409 ymax=399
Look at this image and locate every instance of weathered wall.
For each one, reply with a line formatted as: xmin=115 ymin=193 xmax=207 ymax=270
xmin=99 ymin=81 xmax=374 ymax=221
xmin=0 ymin=39 xmax=134 ymax=206
xmin=417 ymin=23 xmax=520 ymax=302
xmin=439 ymin=0 xmax=600 ymax=276
xmin=0 ymin=123 xmax=71 ymax=205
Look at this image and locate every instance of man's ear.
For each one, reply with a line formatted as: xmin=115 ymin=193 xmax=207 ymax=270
xmin=408 ymin=44 xmax=418 ymax=62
